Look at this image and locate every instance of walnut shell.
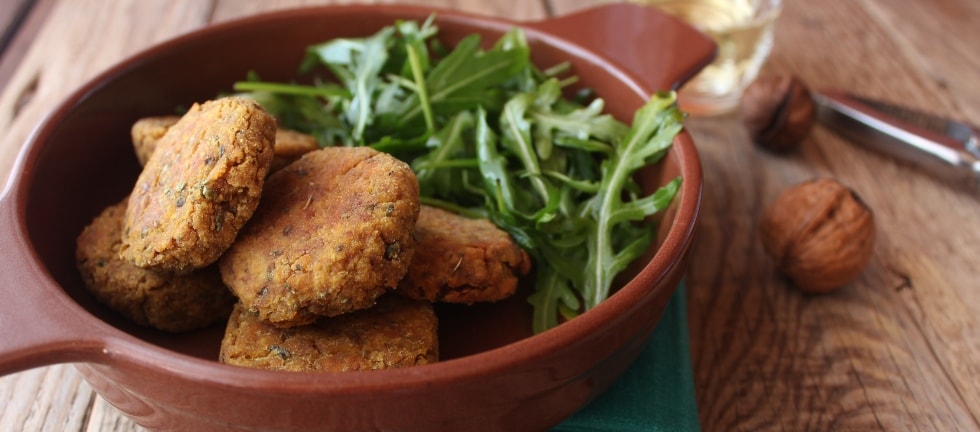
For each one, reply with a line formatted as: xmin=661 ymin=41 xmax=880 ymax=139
xmin=759 ymin=178 xmax=875 ymax=293
xmin=740 ymin=75 xmax=816 ymax=152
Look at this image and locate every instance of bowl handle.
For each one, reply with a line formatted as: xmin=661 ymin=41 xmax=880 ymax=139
xmin=0 ymin=195 xmax=106 ymax=376
xmin=525 ymin=3 xmax=717 ymax=94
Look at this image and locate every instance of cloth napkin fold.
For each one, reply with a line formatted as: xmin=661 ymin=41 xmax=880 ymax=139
xmin=555 ymin=283 xmax=700 ymax=431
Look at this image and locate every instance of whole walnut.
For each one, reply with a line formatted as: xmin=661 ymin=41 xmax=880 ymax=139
xmin=740 ymin=75 xmax=816 ymax=152
xmin=759 ymin=178 xmax=875 ymax=293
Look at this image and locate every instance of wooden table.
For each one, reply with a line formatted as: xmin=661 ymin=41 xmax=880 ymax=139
xmin=1 ymin=1 xmax=977 ymax=430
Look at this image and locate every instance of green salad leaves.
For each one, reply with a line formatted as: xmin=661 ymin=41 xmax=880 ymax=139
xmin=233 ymin=15 xmax=684 ymax=333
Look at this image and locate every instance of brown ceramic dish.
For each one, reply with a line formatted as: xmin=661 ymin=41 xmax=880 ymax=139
xmin=0 ymin=4 xmax=712 ymax=431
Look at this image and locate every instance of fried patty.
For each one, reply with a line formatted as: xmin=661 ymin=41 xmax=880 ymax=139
xmin=131 ymin=115 xmax=178 ymax=166
xmin=219 ymin=146 xmax=420 ymax=327
xmin=131 ymin=115 xmax=319 ymax=171
xmin=76 ymin=198 xmax=236 ymax=332
xmin=219 ymin=295 xmax=438 ymax=372
xmin=269 ymin=129 xmax=320 ymax=172
xmin=397 ymin=205 xmax=531 ymax=304
xmin=120 ymin=97 xmax=277 ymax=273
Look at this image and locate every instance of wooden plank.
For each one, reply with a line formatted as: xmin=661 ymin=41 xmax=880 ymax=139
xmin=0 ymin=0 xmax=55 ymax=95
xmin=0 ymin=0 xmax=215 ymax=192
xmin=763 ymin=3 xmax=980 ymax=427
xmin=679 ymin=0 xmax=980 ymax=430
xmin=0 ymin=365 xmax=93 ymax=432
xmin=210 ymin=0 xmax=550 ymax=22
xmin=857 ymin=0 xmax=980 ymax=121
xmin=0 ymin=0 xmax=32 ymax=54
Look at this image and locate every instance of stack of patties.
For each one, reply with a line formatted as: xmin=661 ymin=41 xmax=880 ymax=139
xmin=77 ymin=95 xmax=533 ymax=374
xmin=217 ymin=144 xmax=438 ymax=372
xmin=76 ymin=97 xmax=277 ymax=333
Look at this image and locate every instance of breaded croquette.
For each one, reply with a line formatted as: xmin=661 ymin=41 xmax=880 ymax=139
xmin=218 ymin=146 xmax=420 ymax=327
xmin=76 ymin=198 xmax=236 ymax=332
xmin=219 ymin=295 xmax=438 ymax=372
xmin=397 ymin=205 xmax=531 ymax=304
xmin=130 ymin=115 xmax=179 ymax=166
xmin=120 ymin=97 xmax=277 ymax=274
xmin=268 ymin=128 xmax=320 ymax=172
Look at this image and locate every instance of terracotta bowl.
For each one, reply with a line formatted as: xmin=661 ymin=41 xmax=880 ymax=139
xmin=0 ymin=4 xmax=711 ymax=431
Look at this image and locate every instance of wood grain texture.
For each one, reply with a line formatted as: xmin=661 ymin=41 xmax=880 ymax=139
xmin=0 ymin=365 xmax=93 ymax=431
xmin=0 ymin=0 xmax=214 ymax=191
xmin=679 ymin=0 xmax=980 ymax=430
xmin=0 ymin=0 xmax=55 ymax=112
xmin=0 ymin=0 xmax=32 ymax=58
xmin=0 ymin=0 xmax=978 ymax=431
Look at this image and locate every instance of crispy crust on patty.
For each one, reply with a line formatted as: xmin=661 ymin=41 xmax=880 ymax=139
xmin=397 ymin=205 xmax=531 ymax=304
xmin=218 ymin=146 xmax=420 ymax=327
xmin=120 ymin=97 xmax=277 ymax=273
xmin=131 ymin=115 xmax=318 ymax=172
xmin=219 ymin=295 xmax=438 ymax=372
xmin=76 ymin=198 xmax=236 ymax=332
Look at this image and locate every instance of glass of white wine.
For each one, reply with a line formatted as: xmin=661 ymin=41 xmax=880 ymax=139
xmin=622 ymin=0 xmax=783 ymax=116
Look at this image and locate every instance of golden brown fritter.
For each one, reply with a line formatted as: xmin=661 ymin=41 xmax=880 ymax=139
xmin=219 ymin=146 xmax=420 ymax=327
xmin=131 ymin=116 xmax=319 ymax=172
xmin=219 ymin=295 xmax=438 ymax=372
xmin=269 ymin=129 xmax=320 ymax=172
xmin=131 ymin=115 xmax=179 ymax=166
xmin=397 ymin=206 xmax=531 ymax=304
xmin=75 ymin=198 xmax=236 ymax=332
xmin=120 ymin=97 xmax=277 ymax=274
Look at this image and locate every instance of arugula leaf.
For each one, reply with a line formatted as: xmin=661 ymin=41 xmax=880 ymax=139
xmin=234 ymin=75 xmax=347 ymax=146
xmin=412 ymin=110 xmax=475 ymax=198
xmin=581 ymin=92 xmax=683 ymax=309
xmin=306 ymin=27 xmax=397 ymax=143
xmin=399 ymin=18 xmax=439 ymax=131
xmin=393 ymin=34 xmax=530 ymax=127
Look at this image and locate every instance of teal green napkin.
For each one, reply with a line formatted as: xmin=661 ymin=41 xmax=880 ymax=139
xmin=555 ymin=283 xmax=700 ymax=431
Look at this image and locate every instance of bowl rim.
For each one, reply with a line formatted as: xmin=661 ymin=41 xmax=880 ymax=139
xmin=11 ymin=3 xmax=703 ymax=393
